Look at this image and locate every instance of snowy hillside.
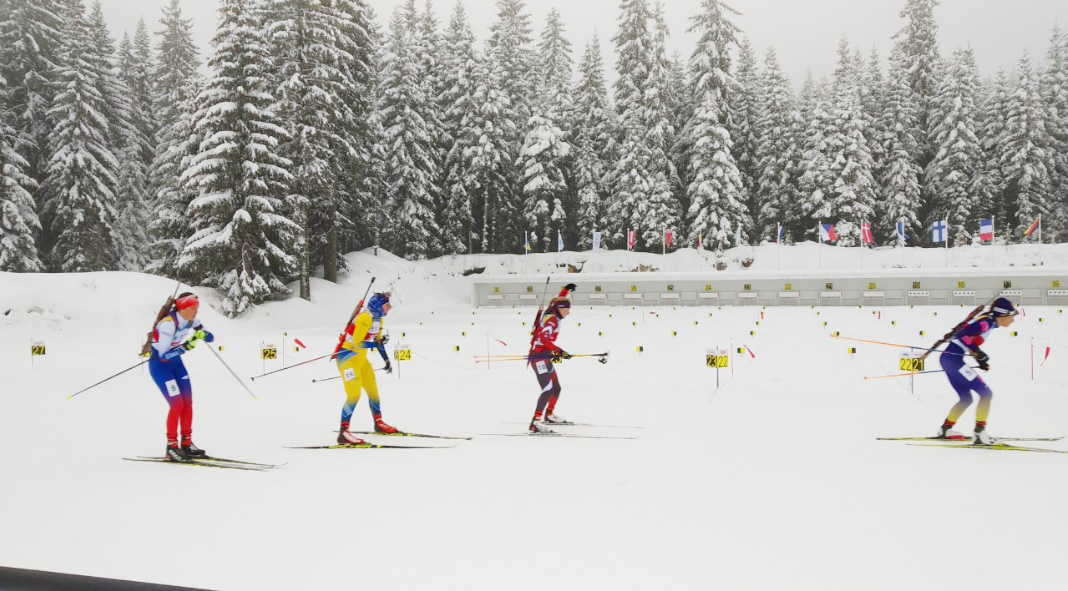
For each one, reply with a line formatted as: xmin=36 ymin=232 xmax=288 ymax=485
xmin=3 ymin=247 xmax=1068 ymax=590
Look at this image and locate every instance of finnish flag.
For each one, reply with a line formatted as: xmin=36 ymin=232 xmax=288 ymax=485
xmin=932 ymin=220 xmax=947 ymax=243
xmin=896 ymin=220 xmax=907 ymax=244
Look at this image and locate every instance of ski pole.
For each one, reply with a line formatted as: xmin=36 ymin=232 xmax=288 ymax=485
xmin=206 ymin=344 xmax=258 ymax=400
xmin=250 ymin=278 xmax=377 ymax=381
xmin=832 ymin=335 xmax=968 ymax=357
xmin=311 ymin=365 xmax=391 ymax=383
xmin=863 ymin=369 xmax=947 ymax=380
xmin=251 ymin=352 xmax=333 ymax=380
xmin=69 ymin=343 xmax=186 ymax=400
xmin=69 ymin=359 xmax=149 ymax=400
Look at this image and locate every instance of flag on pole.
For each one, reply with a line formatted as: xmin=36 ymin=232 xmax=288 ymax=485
xmin=896 ymin=220 xmax=906 ymax=244
xmin=627 ymin=229 xmax=636 ymax=251
xmin=819 ymin=223 xmax=837 ymax=242
xmin=665 ymin=229 xmax=673 ymax=249
xmin=697 ymin=232 xmax=702 ymax=250
xmin=557 ymin=230 xmax=564 ymax=252
xmin=1024 ymin=216 xmax=1041 ymax=239
xmin=734 ymin=224 xmax=742 ymax=247
xmin=979 ymin=218 xmax=994 ymax=241
xmin=861 ymin=222 xmax=874 ymax=246
xmin=523 ymin=231 xmax=531 ymax=253
xmin=776 ymin=223 xmax=784 ymax=244
xmin=592 ymin=231 xmax=602 ymax=251
xmin=932 ymin=220 xmax=947 ymax=243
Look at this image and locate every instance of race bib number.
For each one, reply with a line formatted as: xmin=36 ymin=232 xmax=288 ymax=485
xmin=343 ymin=368 xmax=356 ymax=382
xmin=958 ymin=365 xmax=978 ymax=381
xmin=535 ymin=360 xmax=549 ymax=374
xmin=165 ymin=379 xmax=181 ymax=398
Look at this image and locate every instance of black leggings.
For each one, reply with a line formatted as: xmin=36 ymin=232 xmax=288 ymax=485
xmin=532 ymin=357 xmax=561 ymax=414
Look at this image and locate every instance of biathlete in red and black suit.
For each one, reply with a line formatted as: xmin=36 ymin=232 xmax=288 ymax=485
xmin=528 ymin=284 xmax=576 ymax=433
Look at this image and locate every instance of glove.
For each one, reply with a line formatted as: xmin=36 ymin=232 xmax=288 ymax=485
xmin=554 ymin=349 xmax=572 ymax=361
xmin=182 ymin=330 xmax=212 ymax=350
xmin=376 ymin=333 xmax=389 ymax=346
xmin=564 ymin=283 xmax=577 ymax=293
xmin=383 ymin=360 xmax=393 ymax=374
xmin=975 ymin=350 xmax=990 ymax=371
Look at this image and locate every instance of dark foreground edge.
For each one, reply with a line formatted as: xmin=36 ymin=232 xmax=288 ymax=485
xmin=0 ymin=566 xmax=215 ymax=591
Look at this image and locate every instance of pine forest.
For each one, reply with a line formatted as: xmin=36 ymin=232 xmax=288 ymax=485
xmin=2 ymin=0 xmax=1067 ymax=315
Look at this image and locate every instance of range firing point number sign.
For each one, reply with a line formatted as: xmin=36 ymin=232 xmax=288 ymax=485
xmin=899 ymin=352 xmax=924 ymax=373
xmin=31 ymin=343 xmax=46 ymax=356
xmin=261 ymin=345 xmax=278 ymax=360
xmin=395 ymin=346 xmax=411 ymax=361
xmin=706 ymin=350 xmax=728 ymax=368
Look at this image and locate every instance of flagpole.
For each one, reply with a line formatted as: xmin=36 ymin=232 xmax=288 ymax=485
xmin=945 ymin=220 xmax=949 ymax=269
xmin=1039 ymin=214 xmax=1042 ymax=266
xmin=991 ymin=215 xmax=996 ymax=268
xmin=817 ymin=221 xmax=822 ymax=271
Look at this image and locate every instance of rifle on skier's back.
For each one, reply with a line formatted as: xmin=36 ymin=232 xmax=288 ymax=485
xmin=918 ymin=296 xmax=997 ymax=362
xmin=140 ymin=282 xmax=182 ymax=356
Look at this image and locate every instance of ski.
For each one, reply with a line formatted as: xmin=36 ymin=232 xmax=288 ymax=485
xmin=124 ymin=457 xmax=272 ymax=471
xmin=342 ymin=430 xmax=474 ymax=440
xmin=503 ymin=421 xmax=644 ymax=430
xmin=909 ymin=442 xmax=1068 ymax=454
xmin=480 ymin=432 xmax=638 ymax=440
xmin=286 ymin=443 xmax=456 ymax=450
xmin=193 ymin=456 xmax=285 ymax=468
xmin=879 ymin=436 xmax=1064 ymax=442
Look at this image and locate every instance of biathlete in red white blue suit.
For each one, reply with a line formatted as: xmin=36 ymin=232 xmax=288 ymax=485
xmin=936 ymin=297 xmax=1017 ymax=444
xmin=528 ymin=284 xmax=576 ymax=433
xmin=148 ymin=292 xmax=214 ymax=461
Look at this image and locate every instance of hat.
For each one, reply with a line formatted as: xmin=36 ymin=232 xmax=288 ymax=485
xmin=990 ymin=297 xmax=1017 ymax=317
xmin=367 ymin=293 xmax=391 ymax=318
xmin=175 ymin=294 xmax=199 ymax=311
xmin=547 ymin=296 xmax=571 ymax=314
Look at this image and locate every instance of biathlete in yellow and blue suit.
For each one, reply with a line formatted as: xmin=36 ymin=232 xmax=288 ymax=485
xmin=334 ymin=293 xmax=398 ymax=445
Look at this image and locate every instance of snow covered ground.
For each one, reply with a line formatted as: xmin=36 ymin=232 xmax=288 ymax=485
xmin=3 ymin=245 xmax=1068 ymax=590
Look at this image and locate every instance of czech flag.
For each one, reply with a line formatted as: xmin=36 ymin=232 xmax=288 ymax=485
xmin=979 ymin=218 xmax=994 ymax=241
xmin=776 ymin=223 xmax=784 ymax=244
xmin=819 ymin=223 xmax=837 ymax=242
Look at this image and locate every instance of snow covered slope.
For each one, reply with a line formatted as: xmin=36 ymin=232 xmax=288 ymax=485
xmin=3 ymin=246 xmax=1068 ymax=590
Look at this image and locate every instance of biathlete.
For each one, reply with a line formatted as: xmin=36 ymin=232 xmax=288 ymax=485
xmin=335 ymin=292 xmax=397 ymax=444
xmin=528 ymin=284 xmax=577 ymax=433
xmin=936 ymin=297 xmax=1017 ymax=444
xmin=148 ymin=292 xmax=214 ymax=461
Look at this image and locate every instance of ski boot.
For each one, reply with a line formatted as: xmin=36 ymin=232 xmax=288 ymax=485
xmin=973 ymin=422 xmax=996 ymax=445
xmin=165 ymin=444 xmax=188 ymax=462
xmin=374 ymin=418 xmax=398 ymax=434
xmin=544 ymin=413 xmax=569 ymax=425
xmin=338 ymin=430 xmax=366 ymax=446
xmin=937 ymin=421 xmax=965 ymax=440
xmin=529 ymin=419 xmax=554 ymax=434
xmin=181 ymin=440 xmax=207 ymax=458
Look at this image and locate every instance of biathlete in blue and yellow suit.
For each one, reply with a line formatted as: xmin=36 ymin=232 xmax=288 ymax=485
xmin=334 ymin=293 xmax=398 ymax=445
xmin=148 ymin=292 xmax=215 ymax=461
xmin=936 ymin=297 xmax=1017 ymax=444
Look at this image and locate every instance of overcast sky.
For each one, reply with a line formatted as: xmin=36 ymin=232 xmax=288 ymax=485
xmin=97 ymin=0 xmax=1068 ymax=86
